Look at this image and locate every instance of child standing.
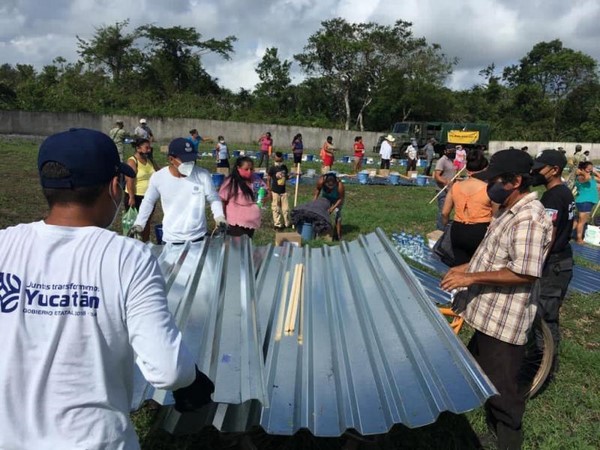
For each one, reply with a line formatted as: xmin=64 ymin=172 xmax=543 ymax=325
xmin=267 ymin=152 xmax=291 ymax=230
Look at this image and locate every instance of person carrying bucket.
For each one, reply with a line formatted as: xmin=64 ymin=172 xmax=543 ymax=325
xmin=314 ymin=173 xmax=345 ymax=240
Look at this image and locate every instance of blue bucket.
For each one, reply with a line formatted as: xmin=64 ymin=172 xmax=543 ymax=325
xmin=342 ymin=155 xmax=350 ymax=163
xmin=389 ymin=174 xmax=400 ymax=185
xmin=399 ymin=159 xmax=407 ymax=167
xmin=416 ymin=175 xmax=427 ymax=186
xmin=233 ymin=150 xmax=241 ymax=157
xmin=306 ymin=154 xmax=314 ymax=162
xmin=358 ymin=171 xmax=369 ymax=185
xmin=300 ymin=222 xmax=314 ymax=241
xmin=154 ymin=224 xmax=163 ymax=245
xmin=283 ymin=153 xmax=289 ymax=160
xmin=212 ymin=173 xmax=225 ymax=189
xmin=254 ymin=171 xmax=265 ymax=180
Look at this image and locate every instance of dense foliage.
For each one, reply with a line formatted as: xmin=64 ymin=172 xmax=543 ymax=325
xmin=0 ymin=19 xmax=599 ymax=140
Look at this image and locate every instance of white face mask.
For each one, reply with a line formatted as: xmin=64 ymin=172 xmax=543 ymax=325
xmin=177 ymin=161 xmax=195 ymax=177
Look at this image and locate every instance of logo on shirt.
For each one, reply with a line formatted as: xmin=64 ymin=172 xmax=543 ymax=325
xmin=0 ymin=272 xmax=22 ymax=314
xmin=545 ymin=208 xmax=558 ymax=223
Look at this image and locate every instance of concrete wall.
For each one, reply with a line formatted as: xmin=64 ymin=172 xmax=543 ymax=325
xmin=1 ymin=110 xmax=598 ymax=158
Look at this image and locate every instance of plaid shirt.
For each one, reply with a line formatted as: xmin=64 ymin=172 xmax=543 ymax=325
xmin=453 ymin=192 xmax=552 ymax=344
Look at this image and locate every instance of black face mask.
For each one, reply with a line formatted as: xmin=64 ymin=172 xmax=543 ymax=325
xmin=446 ymin=151 xmax=456 ymax=160
xmin=531 ymin=171 xmax=548 ymax=187
xmin=487 ymin=181 xmax=514 ymax=205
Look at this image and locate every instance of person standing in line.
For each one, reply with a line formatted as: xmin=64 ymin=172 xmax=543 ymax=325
xmin=423 ymin=138 xmax=436 ymax=176
xmin=571 ymin=144 xmax=584 ymax=167
xmin=215 ymin=135 xmax=230 ymax=170
xmin=267 ymin=152 xmax=291 ymax=230
xmin=353 ymin=136 xmax=365 ymax=173
xmin=125 ymin=138 xmax=156 ymax=242
xmin=109 ymin=120 xmax=128 ymax=161
xmin=320 ymin=136 xmax=335 ymax=174
xmin=573 ymin=161 xmax=600 ymax=243
xmin=454 ymin=145 xmax=467 ymax=170
xmin=291 ymin=133 xmax=304 ymax=165
xmin=0 ymin=128 xmax=214 ymax=449
xmin=131 ymin=138 xmax=226 ymax=244
xmin=134 ymin=118 xmax=154 ymax=142
xmin=583 ymin=150 xmax=591 ymax=162
xmin=257 ymin=131 xmax=273 ymax=168
xmin=186 ymin=128 xmax=202 ymax=152
xmin=219 ymin=157 xmax=263 ymax=238
xmin=531 ymin=149 xmax=575 ymax=379
xmin=442 ymin=149 xmax=552 ymax=450
xmin=379 ymin=134 xmax=394 ymax=170
xmin=441 ymin=148 xmax=496 ymax=265
xmin=433 ymin=145 xmax=458 ymax=230
xmin=405 ymin=138 xmax=418 ymax=173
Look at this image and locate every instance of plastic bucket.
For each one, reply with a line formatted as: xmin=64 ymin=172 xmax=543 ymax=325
xmin=342 ymin=155 xmax=350 ymax=163
xmin=399 ymin=159 xmax=407 ymax=167
xmin=358 ymin=171 xmax=369 ymax=185
xmin=233 ymin=150 xmax=241 ymax=157
xmin=299 ymin=222 xmax=314 ymax=241
xmin=154 ymin=224 xmax=164 ymax=245
xmin=389 ymin=174 xmax=400 ymax=185
xmin=416 ymin=175 xmax=427 ymax=186
xmin=254 ymin=171 xmax=265 ymax=180
xmin=212 ymin=173 xmax=225 ymax=189
xmin=283 ymin=153 xmax=289 ymax=160
xmin=306 ymin=154 xmax=314 ymax=162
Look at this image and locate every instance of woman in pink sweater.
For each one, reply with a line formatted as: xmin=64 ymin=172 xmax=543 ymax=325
xmin=219 ymin=157 xmax=262 ymax=237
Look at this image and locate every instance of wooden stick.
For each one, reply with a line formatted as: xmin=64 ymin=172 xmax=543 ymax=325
xmin=428 ymin=167 xmax=465 ymax=204
xmin=284 ymin=264 xmax=300 ymax=334
xmin=285 ymin=264 xmax=303 ymax=334
xmin=294 ymin=162 xmax=301 ymax=208
xmin=274 ymin=271 xmax=290 ymax=342
xmin=590 ymin=202 xmax=600 ymax=223
xmin=297 ymin=270 xmax=305 ymax=345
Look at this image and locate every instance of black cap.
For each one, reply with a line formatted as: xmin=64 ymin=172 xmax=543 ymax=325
xmin=532 ymin=149 xmax=567 ymax=170
xmin=38 ymin=128 xmax=135 ymax=188
xmin=476 ymin=149 xmax=533 ymax=181
xmin=168 ymin=138 xmax=198 ymax=162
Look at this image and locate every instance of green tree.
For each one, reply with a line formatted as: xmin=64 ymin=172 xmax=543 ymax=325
xmin=295 ymin=18 xmax=454 ymax=131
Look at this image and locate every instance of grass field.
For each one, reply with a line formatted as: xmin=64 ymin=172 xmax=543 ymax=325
xmin=1 ymin=136 xmax=599 ymax=449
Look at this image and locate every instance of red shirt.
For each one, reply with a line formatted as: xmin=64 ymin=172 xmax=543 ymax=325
xmin=353 ymin=142 xmax=365 ymax=158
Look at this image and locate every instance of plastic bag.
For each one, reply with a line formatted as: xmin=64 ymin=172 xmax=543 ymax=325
xmin=122 ymin=207 xmax=138 ymax=236
xmin=433 ymin=222 xmax=456 ymax=267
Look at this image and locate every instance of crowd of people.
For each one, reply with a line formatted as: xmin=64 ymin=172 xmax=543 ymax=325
xmin=0 ymin=121 xmax=596 ymax=449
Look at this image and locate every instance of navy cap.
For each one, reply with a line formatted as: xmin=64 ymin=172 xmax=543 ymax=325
xmin=168 ymin=138 xmax=198 ymax=162
xmin=475 ymin=149 xmax=533 ymax=181
xmin=532 ymin=149 xmax=567 ymax=170
xmin=38 ymin=128 xmax=136 ymax=188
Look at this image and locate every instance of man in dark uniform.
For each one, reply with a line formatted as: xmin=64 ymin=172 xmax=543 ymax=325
xmin=531 ymin=149 xmax=575 ymax=377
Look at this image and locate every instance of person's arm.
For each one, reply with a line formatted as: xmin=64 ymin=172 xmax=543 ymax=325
xmin=202 ymin=172 xmax=225 ymax=220
xmin=329 ymin=182 xmax=345 ymax=213
xmin=441 ymin=266 xmax=536 ymax=291
xmin=441 ymin=189 xmax=454 ymax=226
xmin=433 ymin=169 xmax=447 ymax=186
xmin=126 ymin=158 xmax=137 ymax=207
xmin=133 ymin=174 xmax=159 ymax=228
xmin=313 ymin=178 xmax=324 ymax=200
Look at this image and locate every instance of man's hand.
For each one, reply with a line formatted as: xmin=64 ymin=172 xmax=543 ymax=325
xmin=440 ymin=265 xmax=473 ymax=291
xmin=128 ymin=196 xmax=136 ymax=207
xmin=128 ymin=225 xmax=143 ymax=238
xmin=215 ymin=216 xmax=227 ymax=230
xmin=173 ymin=367 xmax=215 ymax=413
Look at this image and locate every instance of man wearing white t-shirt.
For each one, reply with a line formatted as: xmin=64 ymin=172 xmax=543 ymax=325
xmin=132 ymin=138 xmax=226 ymax=244
xmin=379 ymin=134 xmax=394 ymax=170
xmin=0 ymin=128 xmax=214 ymax=449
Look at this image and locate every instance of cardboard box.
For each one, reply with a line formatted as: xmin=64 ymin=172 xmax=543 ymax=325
xmin=407 ymin=170 xmax=418 ymax=179
xmin=216 ymin=167 xmax=230 ymax=176
xmin=426 ymin=229 xmax=444 ymax=249
xmin=275 ymin=232 xmax=302 ymax=247
xmin=378 ymin=169 xmax=390 ymax=177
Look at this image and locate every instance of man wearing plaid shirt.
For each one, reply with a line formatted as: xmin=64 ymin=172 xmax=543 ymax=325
xmin=441 ymin=149 xmax=552 ymax=450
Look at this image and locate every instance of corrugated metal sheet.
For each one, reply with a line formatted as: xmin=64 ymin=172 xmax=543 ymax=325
xmin=131 ymin=236 xmax=268 ymax=410
xmin=134 ymin=230 xmax=496 ymax=437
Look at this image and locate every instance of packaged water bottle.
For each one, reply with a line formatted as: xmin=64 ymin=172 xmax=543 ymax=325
xmin=400 ymin=232 xmax=407 ymax=252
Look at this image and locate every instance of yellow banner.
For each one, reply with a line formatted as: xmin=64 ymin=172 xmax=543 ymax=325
xmin=448 ymin=130 xmax=480 ymax=144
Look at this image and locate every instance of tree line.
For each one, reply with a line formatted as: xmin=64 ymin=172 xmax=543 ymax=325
xmin=0 ymin=18 xmax=599 ymax=142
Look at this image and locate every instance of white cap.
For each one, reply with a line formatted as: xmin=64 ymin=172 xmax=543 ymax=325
xmin=139 ymin=118 xmax=147 ymax=124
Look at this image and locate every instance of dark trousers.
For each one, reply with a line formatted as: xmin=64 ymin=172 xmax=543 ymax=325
xmin=468 ymin=331 xmax=526 ymax=449
xmin=406 ymin=158 xmax=417 ymax=173
xmin=293 ymin=153 xmax=303 ymax=164
xmin=380 ymin=159 xmax=390 ymax=169
xmin=450 ymin=221 xmax=490 ymax=266
xmin=436 ymin=190 xmax=447 ymax=231
xmin=227 ymin=225 xmax=255 ymax=238
xmin=257 ymin=151 xmax=269 ymax=168
xmin=538 ymin=251 xmax=573 ymax=373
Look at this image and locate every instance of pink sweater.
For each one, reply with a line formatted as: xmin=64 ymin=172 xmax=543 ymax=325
xmin=219 ymin=179 xmax=262 ymax=229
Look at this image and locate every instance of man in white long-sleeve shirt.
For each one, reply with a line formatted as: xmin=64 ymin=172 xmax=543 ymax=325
xmin=0 ymin=128 xmax=214 ymax=449
xmin=379 ymin=134 xmax=394 ymax=170
xmin=133 ymin=137 xmax=226 ymax=244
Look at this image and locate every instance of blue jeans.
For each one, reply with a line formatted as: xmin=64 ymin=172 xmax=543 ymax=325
xmin=436 ymin=190 xmax=447 ymax=230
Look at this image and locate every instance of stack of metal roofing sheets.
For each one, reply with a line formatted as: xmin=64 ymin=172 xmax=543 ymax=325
xmin=133 ymin=229 xmax=496 ymax=437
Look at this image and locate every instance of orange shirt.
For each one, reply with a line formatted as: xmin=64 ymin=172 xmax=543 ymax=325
xmin=451 ymin=181 xmax=493 ymax=224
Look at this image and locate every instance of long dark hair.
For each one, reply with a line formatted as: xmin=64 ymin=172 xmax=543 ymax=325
xmin=466 ymin=148 xmax=488 ymax=172
xmin=227 ymin=156 xmax=255 ymax=201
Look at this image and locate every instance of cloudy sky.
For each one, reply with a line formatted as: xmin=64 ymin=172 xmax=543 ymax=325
xmin=1 ymin=0 xmax=599 ymax=92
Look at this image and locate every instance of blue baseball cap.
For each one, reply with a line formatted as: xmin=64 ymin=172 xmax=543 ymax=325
xmin=168 ymin=137 xmax=198 ymax=162
xmin=38 ymin=128 xmax=136 ymax=188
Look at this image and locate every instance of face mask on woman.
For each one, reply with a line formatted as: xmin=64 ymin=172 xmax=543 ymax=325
xmin=238 ymin=167 xmax=253 ymax=179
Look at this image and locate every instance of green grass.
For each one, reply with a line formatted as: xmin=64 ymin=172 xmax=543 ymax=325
xmin=1 ymin=137 xmax=599 ymax=449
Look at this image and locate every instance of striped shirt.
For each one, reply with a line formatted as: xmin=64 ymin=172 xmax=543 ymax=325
xmin=453 ymin=192 xmax=552 ymax=344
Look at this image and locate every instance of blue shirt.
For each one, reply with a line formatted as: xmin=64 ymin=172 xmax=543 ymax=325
xmin=186 ymin=136 xmax=202 ymax=152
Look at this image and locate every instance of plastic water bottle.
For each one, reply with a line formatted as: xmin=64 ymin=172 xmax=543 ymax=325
xmin=405 ymin=234 xmax=414 ymax=258
xmin=400 ymin=232 xmax=407 ymax=250
xmin=257 ymin=186 xmax=266 ymax=208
